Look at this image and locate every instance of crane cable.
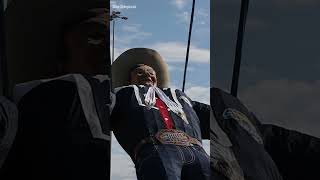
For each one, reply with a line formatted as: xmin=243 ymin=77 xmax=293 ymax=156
xmin=182 ymin=0 xmax=196 ymax=92
xmin=231 ymin=0 xmax=250 ymax=97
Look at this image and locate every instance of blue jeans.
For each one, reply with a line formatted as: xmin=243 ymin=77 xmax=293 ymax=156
xmin=135 ymin=144 xmax=210 ymax=180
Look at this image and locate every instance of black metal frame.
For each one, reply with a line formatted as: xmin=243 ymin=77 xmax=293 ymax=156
xmin=231 ymin=0 xmax=250 ymax=97
xmin=0 ymin=0 xmax=8 ymax=98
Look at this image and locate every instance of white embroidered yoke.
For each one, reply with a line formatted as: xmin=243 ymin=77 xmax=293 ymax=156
xmin=144 ymin=86 xmax=189 ymax=124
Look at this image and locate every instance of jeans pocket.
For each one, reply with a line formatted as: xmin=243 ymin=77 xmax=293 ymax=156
xmin=175 ymin=146 xmax=196 ymax=165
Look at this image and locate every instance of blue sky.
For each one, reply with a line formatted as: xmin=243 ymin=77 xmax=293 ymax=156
xmin=110 ymin=0 xmax=210 ymax=179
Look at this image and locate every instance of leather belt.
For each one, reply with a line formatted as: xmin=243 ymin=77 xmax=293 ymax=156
xmin=133 ymin=129 xmax=202 ymax=160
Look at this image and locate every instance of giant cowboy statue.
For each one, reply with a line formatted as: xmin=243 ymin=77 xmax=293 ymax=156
xmin=0 ymin=0 xmax=112 ymax=179
xmin=210 ymin=87 xmax=320 ymax=180
xmin=111 ymin=48 xmax=211 ymax=180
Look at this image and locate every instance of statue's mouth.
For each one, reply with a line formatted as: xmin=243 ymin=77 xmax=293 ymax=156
xmin=140 ymin=78 xmax=154 ymax=86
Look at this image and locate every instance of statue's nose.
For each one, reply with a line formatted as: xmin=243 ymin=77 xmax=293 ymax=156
xmin=141 ymin=71 xmax=151 ymax=77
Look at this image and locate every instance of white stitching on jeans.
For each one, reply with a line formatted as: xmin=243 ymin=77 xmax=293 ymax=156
xmin=176 ymin=146 xmax=186 ymax=163
xmin=184 ymin=147 xmax=196 ymax=165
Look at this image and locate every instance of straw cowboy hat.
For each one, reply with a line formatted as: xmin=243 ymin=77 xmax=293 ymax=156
xmin=112 ymin=48 xmax=170 ymax=88
xmin=5 ymin=0 xmax=109 ymax=87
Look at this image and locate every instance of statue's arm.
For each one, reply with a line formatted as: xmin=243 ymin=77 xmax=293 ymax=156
xmin=192 ymin=101 xmax=210 ymax=139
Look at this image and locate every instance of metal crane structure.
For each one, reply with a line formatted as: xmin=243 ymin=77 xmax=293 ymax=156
xmin=110 ymin=11 xmax=128 ymax=63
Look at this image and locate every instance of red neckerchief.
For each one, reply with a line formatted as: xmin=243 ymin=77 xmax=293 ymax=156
xmin=155 ymin=97 xmax=174 ymax=129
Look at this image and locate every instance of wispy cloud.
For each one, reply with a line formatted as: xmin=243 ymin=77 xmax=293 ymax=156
xmin=171 ymin=0 xmax=190 ymax=10
xmin=195 ymin=8 xmax=209 ymax=26
xmin=111 ymin=23 xmax=152 ymax=46
xmin=174 ymin=5 xmax=210 ymax=45
xmin=175 ymin=7 xmax=209 ymax=26
xmin=203 ymin=140 xmax=210 ymax=154
xmin=121 ymin=24 xmax=142 ymax=33
xmin=150 ymin=41 xmax=209 ymax=63
xmin=113 ymin=32 xmax=152 ymax=45
xmin=111 ymin=133 xmax=137 ymax=180
xmin=185 ymin=86 xmax=210 ymax=104
xmin=197 ymin=8 xmax=209 ymax=18
xmin=168 ymin=64 xmax=196 ymax=72
xmin=112 ymin=41 xmax=209 ymax=64
xmin=176 ymin=11 xmax=190 ymax=24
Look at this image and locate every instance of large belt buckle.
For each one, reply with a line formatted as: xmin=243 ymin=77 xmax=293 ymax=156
xmin=155 ymin=129 xmax=191 ymax=146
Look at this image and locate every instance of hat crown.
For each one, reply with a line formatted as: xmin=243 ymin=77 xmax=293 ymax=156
xmin=112 ymin=48 xmax=170 ymax=88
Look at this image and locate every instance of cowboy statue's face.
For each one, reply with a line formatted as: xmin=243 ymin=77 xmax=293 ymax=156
xmin=130 ymin=64 xmax=158 ymax=86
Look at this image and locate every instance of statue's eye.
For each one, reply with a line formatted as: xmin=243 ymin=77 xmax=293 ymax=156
xmin=136 ymin=71 xmax=143 ymax=76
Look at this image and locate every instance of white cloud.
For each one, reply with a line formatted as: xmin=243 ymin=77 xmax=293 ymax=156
xmin=168 ymin=64 xmax=195 ymax=72
xmin=112 ymin=43 xmax=208 ymax=64
xmin=111 ymin=24 xmax=152 ymax=46
xmin=203 ymin=140 xmax=210 ymax=155
xmin=185 ymin=86 xmax=210 ymax=104
xmin=175 ymin=7 xmax=209 ymax=27
xmin=174 ymin=6 xmax=210 ymax=46
xmin=195 ymin=8 xmax=210 ymax=26
xmin=111 ymin=133 xmax=137 ymax=180
xmin=150 ymin=42 xmax=209 ymax=63
xmin=197 ymin=8 xmax=209 ymax=18
xmin=171 ymin=0 xmax=190 ymax=10
xmin=176 ymin=11 xmax=190 ymax=24
xmin=114 ymin=32 xmax=152 ymax=46
xmin=238 ymin=79 xmax=320 ymax=138
xmin=121 ymin=24 xmax=142 ymax=33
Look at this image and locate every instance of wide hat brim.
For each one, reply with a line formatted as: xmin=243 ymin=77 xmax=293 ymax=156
xmin=112 ymin=48 xmax=170 ymax=88
xmin=5 ymin=0 xmax=109 ymax=86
